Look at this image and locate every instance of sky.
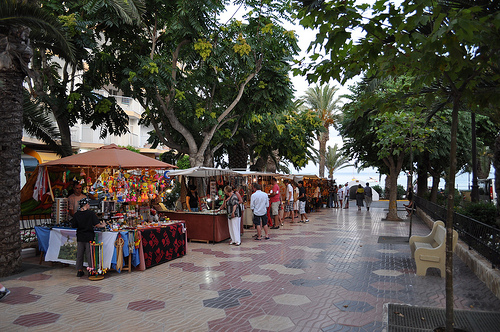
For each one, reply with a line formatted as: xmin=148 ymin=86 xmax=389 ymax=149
xmin=221 ymin=3 xmax=484 ymax=191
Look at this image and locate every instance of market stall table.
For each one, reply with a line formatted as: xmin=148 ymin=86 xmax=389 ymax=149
xmin=162 ymin=211 xmax=229 ymax=243
xmin=34 ymin=221 xmax=186 ymax=271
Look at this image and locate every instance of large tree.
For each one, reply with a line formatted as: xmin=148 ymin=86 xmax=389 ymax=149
xmin=223 ymin=99 xmax=323 ymax=172
xmin=0 ymin=0 xmax=74 ymax=276
xmin=301 ymin=85 xmax=341 ymax=178
xmin=296 ymin=0 xmax=500 ymax=328
xmin=88 ymin=0 xmax=299 ymax=167
xmin=340 ymin=77 xmax=432 ymax=220
xmin=24 ymin=0 xmax=144 ymax=157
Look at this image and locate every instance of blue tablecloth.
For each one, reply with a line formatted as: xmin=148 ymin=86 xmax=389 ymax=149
xmin=35 ymin=227 xmax=140 ymax=272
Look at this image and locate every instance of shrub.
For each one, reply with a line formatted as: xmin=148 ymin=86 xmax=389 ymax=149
xmin=397 ymin=184 xmax=406 ymax=200
xmin=372 ymin=185 xmax=383 ymax=198
xmin=456 ymin=201 xmax=497 ymax=227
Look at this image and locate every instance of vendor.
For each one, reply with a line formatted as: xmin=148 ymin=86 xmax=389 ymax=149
xmin=186 ymin=185 xmax=199 ymax=212
xmin=71 ymin=197 xmax=106 ymax=277
xmin=68 ymin=182 xmax=87 ymax=217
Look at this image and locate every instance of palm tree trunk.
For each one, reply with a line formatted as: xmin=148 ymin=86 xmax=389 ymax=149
xmin=0 ymin=25 xmax=30 ymax=276
xmin=318 ymin=130 xmax=329 ymax=178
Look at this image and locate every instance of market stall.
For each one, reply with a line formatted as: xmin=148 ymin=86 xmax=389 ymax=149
xmin=25 ymin=144 xmax=186 ymax=271
xmin=35 ymin=221 xmax=186 ymax=271
xmin=161 ymin=167 xmax=240 ymax=243
xmin=234 ymin=171 xmax=287 ymax=227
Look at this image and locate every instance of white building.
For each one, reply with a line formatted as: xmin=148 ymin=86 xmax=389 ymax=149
xmin=21 ymin=88 xmax=170 ymax=182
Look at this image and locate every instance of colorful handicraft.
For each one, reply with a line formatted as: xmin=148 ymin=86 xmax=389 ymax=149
xmin=88 ymin=240 xmax=107 ymax=281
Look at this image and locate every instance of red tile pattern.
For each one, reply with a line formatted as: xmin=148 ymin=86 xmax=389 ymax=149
xmin=18 ymin=273 xmax=52 ymax=281
xmin=1 ymin=286 xmax=41 ymax=304
xmin=13 ymin=312 xmax=60 ymax=327
xmin=2 ymin=201 xmax=500 ymax=332
xmin=127 ymin=299 xmax=165 ymax=312
xmin=66 ymin=285 xmax=113 ymax=303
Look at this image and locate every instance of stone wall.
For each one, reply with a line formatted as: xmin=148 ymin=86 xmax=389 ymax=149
xmin=417 ymin=208 xmax=500 ymax=300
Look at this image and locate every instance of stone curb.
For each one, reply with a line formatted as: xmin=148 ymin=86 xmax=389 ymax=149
xmin=417 ymin=208 xmax=500 ymax=300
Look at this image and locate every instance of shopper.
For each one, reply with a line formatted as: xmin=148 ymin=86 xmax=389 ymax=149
xmin=364 ymin=183 xmax=373 ymax=211
xmin=293 ymin=182 xmax=300 ymax=218
xmin=71 ymin=197 xmax=106 ymax=277
xmin=338 ymin=184 xmax=344 ymax=208
xmin=297 ymin=181 xmax=309 ymax=223
xmin=222 ymin=186 xmax=241 ymax=246
xmin=269 ymin=177 xmax=281 ymax=229
xmin=356 ymin=184 xmax=365 ymax=211
xmin=283 ymin=179 xmax=295 ymax=223
xmin=251 ymin=183 xmax=270 ymax=240
xmin=343 ymin=183 xmax=350 ymax=209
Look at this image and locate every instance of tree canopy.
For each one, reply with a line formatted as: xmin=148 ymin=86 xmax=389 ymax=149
xmin=86 ymin=0 xmax=301 ymax=167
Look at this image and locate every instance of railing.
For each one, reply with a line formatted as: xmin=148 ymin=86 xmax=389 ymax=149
xmin=415 ymin=196 xmax=500 ymax=268
xmin=20 ymin=215 xmax=51 ymax=247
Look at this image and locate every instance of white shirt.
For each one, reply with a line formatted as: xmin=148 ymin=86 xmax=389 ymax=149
xmin=286 ymin=183 xmax=293 ymax=201
xmin=251 ymin=190 xmax=269 ymax=216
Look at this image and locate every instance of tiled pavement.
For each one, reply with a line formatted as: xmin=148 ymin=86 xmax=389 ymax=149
xmin=2 ymin=201 xmax=500 ymax=331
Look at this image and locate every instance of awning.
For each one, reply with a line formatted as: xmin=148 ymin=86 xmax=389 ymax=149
xmin=165 ymin=167 xmax=239 ymax=177
xmin=23 ymin=147 xmax=60 ymax=164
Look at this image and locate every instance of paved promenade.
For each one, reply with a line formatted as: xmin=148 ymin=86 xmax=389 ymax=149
xmin=2 ymin=201 xmax=500 ymax=331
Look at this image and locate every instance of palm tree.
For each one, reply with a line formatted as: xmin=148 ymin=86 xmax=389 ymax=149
xmin=0 ymin=0 xmax=74 ymax=277
xmin=325 ymin=144 xmax=351 ymax=179
xmin=302 ymin=85 xmax=342 ymax=178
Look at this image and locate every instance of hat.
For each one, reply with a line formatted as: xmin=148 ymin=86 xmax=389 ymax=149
xmin=78 ymin=197 xmax=90 ymax=209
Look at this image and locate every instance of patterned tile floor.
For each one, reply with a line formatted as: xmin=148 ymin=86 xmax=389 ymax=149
xmin=2 ymin=201 xmax=500 ymax=331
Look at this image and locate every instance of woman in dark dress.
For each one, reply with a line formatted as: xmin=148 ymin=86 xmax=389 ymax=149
xmin=355 ymin=184 xmax=365 ymax=211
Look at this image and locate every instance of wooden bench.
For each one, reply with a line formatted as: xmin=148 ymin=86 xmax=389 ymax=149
xmin=409 ymin=220 xmax=458 ymax=278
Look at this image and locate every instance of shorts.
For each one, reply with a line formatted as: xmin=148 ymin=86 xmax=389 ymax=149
xmin=271 ymin=201 xmax=280 ymax=216
xmin=299 ymin=201 xmax=306 ymax=214
xmin=253 ymin=214 xmax=268 ymax=227
xmin=284 ymin=201 xmax=293 ymax=212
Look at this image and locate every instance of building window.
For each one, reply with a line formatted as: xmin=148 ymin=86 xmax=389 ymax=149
xmin=121 ymin=96 xmax=131 ymax=105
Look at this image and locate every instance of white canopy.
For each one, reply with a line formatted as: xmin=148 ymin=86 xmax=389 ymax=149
xmin=348 ymin=179 xmax=380 ymax=201
xmin=165 ymin=166 xmax=239 ymax=178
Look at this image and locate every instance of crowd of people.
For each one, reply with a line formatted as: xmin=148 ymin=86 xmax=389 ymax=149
xmin=218 ymin=178 xmax=378 ymax=247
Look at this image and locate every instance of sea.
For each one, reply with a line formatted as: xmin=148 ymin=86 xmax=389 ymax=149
xmin=295 ymin=165 xmax=495 ymax=192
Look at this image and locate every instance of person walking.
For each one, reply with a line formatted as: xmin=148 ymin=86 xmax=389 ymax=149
xmin=293 ymin=182 xmax=300 ymax=219
xmin=223 ymin=186 xmax=241 ymax=246
xmin=355 ymin=184 xmax=365 ymax=211
xmin=250 ymin=183 xmax=270 ymax=240
xmin=364 ymin=182 xmax=373 ymax=211
xmin=343 ymin=183 xmax=350 ymax=209
xmin=333 ymin=184 xmax=339 ymax=208
xmin=269 ymin=177 xmax=281 ymax=229
xmin=338 ymin=184 xmax=343 ymax=208
xmin=297 ymin=181 xmax=309 ymax=223
xmin=71 ymin=197 xmax=106 ymax=277
xmin=283 ymin=179 xmax=295 ymax=223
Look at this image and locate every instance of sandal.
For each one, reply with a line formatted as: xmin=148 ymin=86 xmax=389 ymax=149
xmin=254 ymin=237 xmax=262 ymax=241
xmin=265 ymin=237 xmax=270 ymax=240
